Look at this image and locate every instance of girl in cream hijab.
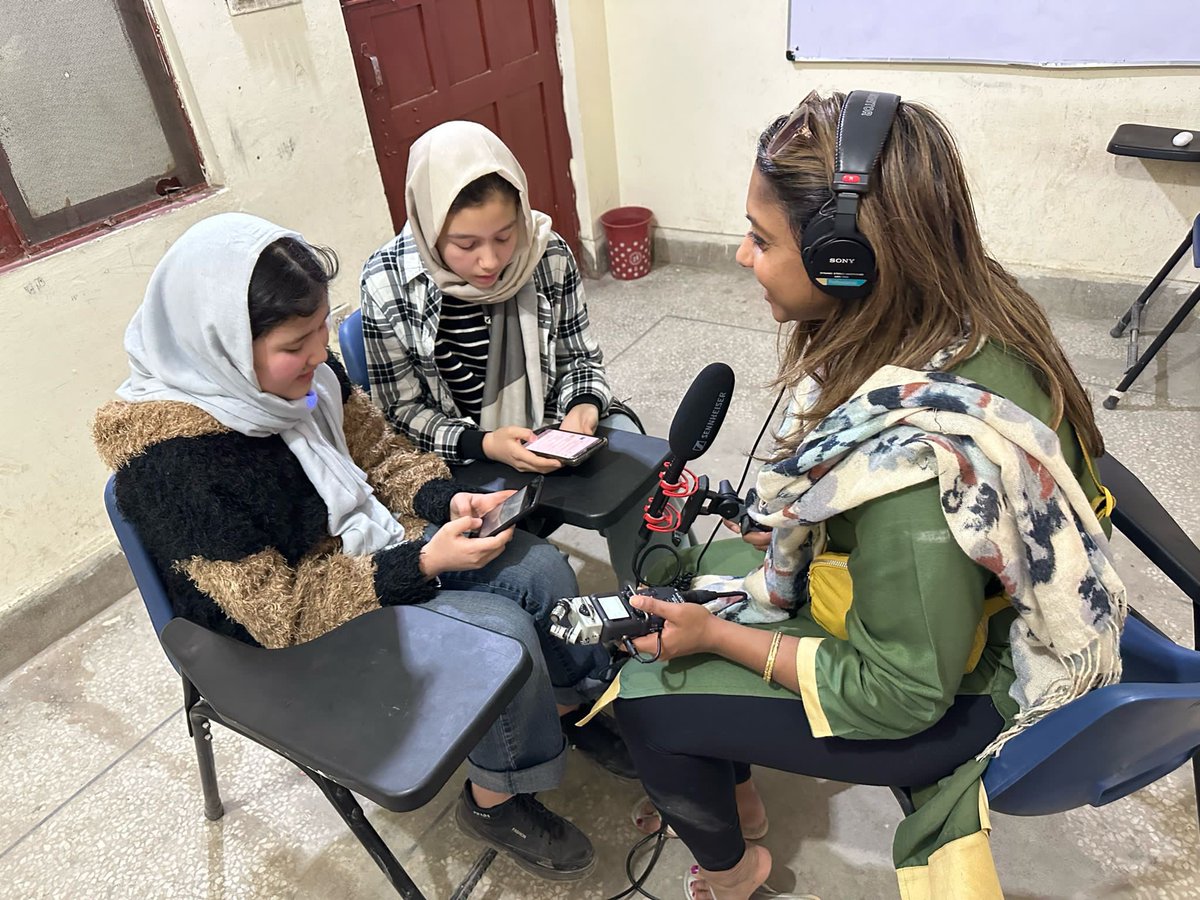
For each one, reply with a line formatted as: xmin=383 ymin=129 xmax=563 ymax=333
xmin=361 ymin=122 xmax=656 ymax=585
xmin=363 ymin=120 xmax=618 ymax=467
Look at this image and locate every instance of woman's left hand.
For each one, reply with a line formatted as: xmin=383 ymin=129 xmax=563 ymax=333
xmin=560 ymin=403 xmax=600 ymax=435
xmin=629 ymin=594 xmax=718 ymax=661
xmin=449 ymin=489 xmax=516 ymax=521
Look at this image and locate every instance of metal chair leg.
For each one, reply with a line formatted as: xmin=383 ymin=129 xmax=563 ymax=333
xmin=183 ymin=679 xmax=225 ymax=821
xmin=1110 ymin=232 xmax=1192 ymax=339
xmin=1104 ymin=281 xmax=1200 ymax=409
xmin=448 ymin=849 xmax=498 ymax=900
xmin=303 ymin=768 xmax=427 ymax=900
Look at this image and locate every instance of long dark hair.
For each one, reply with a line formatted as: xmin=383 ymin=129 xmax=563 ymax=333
xmin=759 ymin=91 xmax=1103 ymax=458
xmin=247 ymin=237 xmax=339 ymax=339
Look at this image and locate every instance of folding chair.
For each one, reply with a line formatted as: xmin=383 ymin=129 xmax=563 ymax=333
xmin=1103 ymin=124 xmax=1200 ymax=409
xmin=105 ymin=476 xmax=532 ymax=898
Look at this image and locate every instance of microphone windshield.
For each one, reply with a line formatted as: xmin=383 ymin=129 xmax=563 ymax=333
xmin=668 ymin=362 xmax=735 ymax=461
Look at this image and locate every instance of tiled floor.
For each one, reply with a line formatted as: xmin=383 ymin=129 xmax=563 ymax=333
xmin=2 ymin=263 xmax=1198 ymax=898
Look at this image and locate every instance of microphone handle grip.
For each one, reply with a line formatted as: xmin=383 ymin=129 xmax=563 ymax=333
xmin=640 ymin=454 xmax=687 ymax=535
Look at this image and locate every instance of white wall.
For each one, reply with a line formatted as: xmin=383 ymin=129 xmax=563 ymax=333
xmin=591 ymin=0 xmax=1200 ymax=284
xmin=555 ymin=0 xmax=621 ymax=268
xmin=0 ymin=0 xmax=393 ymax=611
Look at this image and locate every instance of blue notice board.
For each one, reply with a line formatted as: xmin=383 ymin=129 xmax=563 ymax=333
xmin=787 ymin=1 xmax=1199 ymax=67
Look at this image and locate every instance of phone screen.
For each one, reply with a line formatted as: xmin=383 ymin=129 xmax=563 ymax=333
xmin=477 ymin=484 xmax=534 ymax=538
xmin=525 ymin=429 xmax=604 ymax=461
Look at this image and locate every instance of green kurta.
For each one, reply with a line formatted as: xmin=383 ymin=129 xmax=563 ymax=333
xmin=615 ymin=342 xmax=1110 ymax=898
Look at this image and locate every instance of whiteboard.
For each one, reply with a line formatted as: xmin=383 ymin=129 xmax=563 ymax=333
xmin=787 ymin=1 xmax=1200 ymax=67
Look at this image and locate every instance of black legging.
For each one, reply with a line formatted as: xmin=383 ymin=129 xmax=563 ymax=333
xmin=614 ymin=692 xmax=1003 ymax=872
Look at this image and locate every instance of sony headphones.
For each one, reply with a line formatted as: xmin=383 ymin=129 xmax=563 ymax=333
xmin=800 ymin=90 xmax=901 ymax=301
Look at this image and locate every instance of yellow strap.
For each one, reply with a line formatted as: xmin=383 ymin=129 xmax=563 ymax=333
xmin=1081 ymin=449 xmax=1116 ymax=519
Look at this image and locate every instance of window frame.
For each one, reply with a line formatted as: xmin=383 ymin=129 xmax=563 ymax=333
xmin=0 ymin=0 xmax=206 ymax=265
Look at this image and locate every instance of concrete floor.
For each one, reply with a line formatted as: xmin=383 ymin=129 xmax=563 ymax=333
xmin=2 ymin=262 xmax=1198 ymax=899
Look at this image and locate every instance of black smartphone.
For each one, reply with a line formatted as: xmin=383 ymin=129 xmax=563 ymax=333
xmin=525 ymin=427 xmax=608 ymax=466
xmin=474 ymin=476 xmax=545 ymax=538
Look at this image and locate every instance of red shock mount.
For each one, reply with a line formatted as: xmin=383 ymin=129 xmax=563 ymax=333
xmin=641 ymin=466 xmax=699 ymax=533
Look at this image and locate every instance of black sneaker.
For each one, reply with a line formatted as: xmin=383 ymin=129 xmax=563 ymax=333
xmin=454 ymin=781 xmax=595 ymax=881
xmin=562 ymin=709 xmax=638 ymax=780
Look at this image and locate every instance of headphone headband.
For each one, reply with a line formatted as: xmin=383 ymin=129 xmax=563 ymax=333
xmin=800 ymin=90 xmax=901 ymax=301
xmin=834 ymin=91 xmax=901 ymax=193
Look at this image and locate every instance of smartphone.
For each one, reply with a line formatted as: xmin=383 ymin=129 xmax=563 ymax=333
xmin=525 ymin=427 xmax=608 ymax=466
xmin=474 ymin=476 xmax=545 ymax=538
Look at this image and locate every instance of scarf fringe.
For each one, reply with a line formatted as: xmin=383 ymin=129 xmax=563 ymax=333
xmin=978 ymin=617 xmax=1124 ymax=760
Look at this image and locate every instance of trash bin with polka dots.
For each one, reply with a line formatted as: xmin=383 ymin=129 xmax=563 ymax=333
xmin=600 ymin=206 xmax=654 ymax=280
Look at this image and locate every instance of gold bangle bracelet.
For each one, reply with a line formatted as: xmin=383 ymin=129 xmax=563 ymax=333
xmin=762 ymin=631 xmax=784 ymax=683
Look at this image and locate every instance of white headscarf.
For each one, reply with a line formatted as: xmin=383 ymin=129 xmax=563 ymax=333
xmin=118 ymin=212 xmax=407 ymax=555
xmin=404 ymin=120 xmax=552 ymax=304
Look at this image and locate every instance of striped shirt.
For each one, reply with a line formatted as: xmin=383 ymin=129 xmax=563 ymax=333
xmin=434 ymin=298 xmax=490 ymax=422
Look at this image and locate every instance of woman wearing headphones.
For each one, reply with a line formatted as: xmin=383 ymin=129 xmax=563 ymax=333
xmin=611 ymin=92 xmax=1124 ymax=900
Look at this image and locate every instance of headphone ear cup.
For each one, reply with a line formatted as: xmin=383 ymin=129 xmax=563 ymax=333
xmin=801 ymin=214 xmax=876 ymax=302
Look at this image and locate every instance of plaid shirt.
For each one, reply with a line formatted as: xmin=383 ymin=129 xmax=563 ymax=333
xmin=360 ymin=227 xmax=612 ymax=464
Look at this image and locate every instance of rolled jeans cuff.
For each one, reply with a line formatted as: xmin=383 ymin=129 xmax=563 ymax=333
xmin=468 ymin=734 xmax=569 ymax=795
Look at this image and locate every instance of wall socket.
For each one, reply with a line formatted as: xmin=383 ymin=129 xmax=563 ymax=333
xmin=225 ymin=0 xmax=302 ymax=16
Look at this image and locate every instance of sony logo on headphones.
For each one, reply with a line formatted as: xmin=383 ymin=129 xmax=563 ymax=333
xmin=830 ymin=257 xmax=856 ymax=264
xmin=861 ymin=92 xmax=879 ymax=117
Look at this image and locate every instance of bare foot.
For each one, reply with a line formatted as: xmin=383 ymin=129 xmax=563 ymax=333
xmin=735 ymin=779 xmax=768 ymax=837
xmin=633 ymin=792 xmax=763 ymax=844
xmin=634 ymin=783 xmax=768 ymax=839
xmin=687 ymin=844 xmax=773 ymax=900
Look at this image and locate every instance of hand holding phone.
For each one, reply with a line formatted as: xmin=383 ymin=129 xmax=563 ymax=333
xmin=525 ymin=427 xmax=607 ymax=466
xmin=482 ymin=426 xmax=563 ymax=473
xmin=420 ymin=516 xmax=513 ymax=577
xmin=473 ymin=476 xmax=544 ymax=538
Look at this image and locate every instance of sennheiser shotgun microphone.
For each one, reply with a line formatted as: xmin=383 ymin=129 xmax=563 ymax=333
xmin=640 ymin=362 xmax=735 ymax=537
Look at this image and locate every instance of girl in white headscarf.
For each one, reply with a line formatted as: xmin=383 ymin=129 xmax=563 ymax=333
xmin=93 ymin=212 xmax=604 ymax=881
xmin=361 ymin=120 xmax=654 ymax=582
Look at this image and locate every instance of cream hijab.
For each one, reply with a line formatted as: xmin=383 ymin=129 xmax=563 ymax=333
xmin=119 ymin=213 xmax=407 ymax=555
xmin=404 ymin=120 xmax=552 ymax=304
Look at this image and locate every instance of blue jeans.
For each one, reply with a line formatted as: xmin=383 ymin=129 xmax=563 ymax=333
xmin=423 ymin=524 xmax=611 ymax=707
xmin=417 ymin=589 xmax=566 ymax=794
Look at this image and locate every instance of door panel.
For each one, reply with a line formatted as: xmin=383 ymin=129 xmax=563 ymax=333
xmin=342 ymin=0 xmax=580 ymax=253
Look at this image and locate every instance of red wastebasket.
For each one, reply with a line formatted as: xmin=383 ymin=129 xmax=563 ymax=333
xmin=600 ymin=206 xmax=653 ymax=280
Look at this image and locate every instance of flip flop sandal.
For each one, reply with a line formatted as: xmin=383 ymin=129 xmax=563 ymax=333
xmin=633 ymin=796 xmax=768 ymax=840
xmin=683 ymin=865 xmax=820 ymax=900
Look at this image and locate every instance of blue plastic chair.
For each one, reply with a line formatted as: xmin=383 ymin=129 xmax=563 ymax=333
xmin=338 ymin=308 xmax=370 ymax=394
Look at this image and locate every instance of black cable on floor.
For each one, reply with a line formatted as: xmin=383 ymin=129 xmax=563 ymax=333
xmin=601 ymin=825 xmax=670 ymax=900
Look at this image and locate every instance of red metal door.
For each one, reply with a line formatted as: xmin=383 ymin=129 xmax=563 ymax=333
xmin=341 ymin=0 xmax=580 ymax=253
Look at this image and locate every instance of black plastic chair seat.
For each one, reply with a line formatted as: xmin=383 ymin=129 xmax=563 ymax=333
xmin=162 ymin=606 xmax=531 ymax=812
